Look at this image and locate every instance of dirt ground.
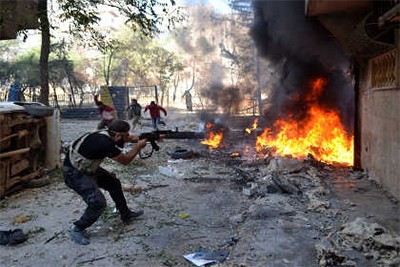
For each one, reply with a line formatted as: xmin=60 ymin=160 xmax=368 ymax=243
xmin=0 ymin=110 xmax=399 ymax=267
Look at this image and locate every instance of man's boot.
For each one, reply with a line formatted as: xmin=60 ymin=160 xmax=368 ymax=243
xmin=70 ymin=226 xmax=90 ymax=245
xmin=0 ymin=229 xmax=27 ymax=245
xmin=121 ymin=209 xmax=144 ymax=224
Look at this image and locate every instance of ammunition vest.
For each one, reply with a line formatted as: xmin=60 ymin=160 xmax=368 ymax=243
xmin=69 ymin=130 xmax=109 ymax=174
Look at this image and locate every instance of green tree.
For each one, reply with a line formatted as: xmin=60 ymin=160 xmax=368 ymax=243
xmin=49 ymin=40 xmax=88 ymax=107
xmin=148 ymin=46 xmax=183 ymax=105
xmin=0 ymin=49 xmax=42 ymax=100
xmin=35 ymin=0 xmax=182 ymax=105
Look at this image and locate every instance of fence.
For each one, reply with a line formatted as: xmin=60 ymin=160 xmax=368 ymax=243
xmin=51 ymin=93 xmax=95 ymax=108
xmin=127 ymin=85 xmax=158 ymax=106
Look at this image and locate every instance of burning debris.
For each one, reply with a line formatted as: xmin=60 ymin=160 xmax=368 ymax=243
xmin=244 ymin=118 xmax=259 ymax=134
xmin=200 ymin=122 xmax=228 ymax=149
xmin=255 ymin=77 xmax=354 ymax=166
xmin=247 ymin=0 xmax=355 ymax=166
xmin=199 ymin=94 xmax=353 ymax=166
xmin=230 ymin=152 xmax=241 ymax=158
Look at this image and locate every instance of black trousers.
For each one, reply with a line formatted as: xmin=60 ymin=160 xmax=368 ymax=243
xmin=64 ymin=166 xmax=130 ymax=229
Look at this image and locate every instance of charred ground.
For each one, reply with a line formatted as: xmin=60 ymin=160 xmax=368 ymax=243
xmin=0 ymin=110 xmax=399 ymax=267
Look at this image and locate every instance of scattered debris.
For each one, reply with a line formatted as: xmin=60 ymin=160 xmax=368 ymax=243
xmin=232 ymin=167 xmax=254 ymax=185
xmin=44 ymin=229 xmax=64 ymax=244
xmin=77 ymin=255 xmax=107 ymax=264
xmin=242 ymin=182 xmax=258 ymax=197
xmin=159 ymin=165 xmax=182 ymax=177
xmin=178 ymin=213 xmax=190 ymax=219
xmin=271 ymin=172 xmax=301 ymax=195
xmin=183 ymin=177 xmax=223 ymax=183
xmin=13 ymin=214 xmax=32 ymax=224
xmin=184 ymin=250 xmax=229 ymax=266
xmin=316 ymin=217 xmax=400 ymax=266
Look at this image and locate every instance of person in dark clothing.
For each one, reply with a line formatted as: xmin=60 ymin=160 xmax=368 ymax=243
xmin=63 ymin=120 xmax=147 ymax=245
xmin=126 ymin=98 xmax=142 ymax=130
xmin=143 ymin=101 xmax=167 ymax=130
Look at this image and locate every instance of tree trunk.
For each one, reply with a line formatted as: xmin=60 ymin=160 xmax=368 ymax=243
xmin=52 ymin=84 xmax=59 ymax=109
xmin=38 ymin=0 xmax=50 ymax=105
xmin=66 ymin=74 xmax=76 ymax=107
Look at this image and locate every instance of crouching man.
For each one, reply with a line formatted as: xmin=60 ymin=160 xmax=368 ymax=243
xmin=63 ymin=120 xmax=147 ymax=245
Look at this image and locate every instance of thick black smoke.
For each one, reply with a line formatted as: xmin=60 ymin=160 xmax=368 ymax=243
xmin=200 ymin=61 xmax=243 ymax=114
xmin=251 ymin=0 xmax=354 ymax=132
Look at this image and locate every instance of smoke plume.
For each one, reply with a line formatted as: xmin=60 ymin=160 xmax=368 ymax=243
xmin=201 ymin=61 xmax=243 ymax=114
xmin=251 ymin=0 xmax=354 ymax=132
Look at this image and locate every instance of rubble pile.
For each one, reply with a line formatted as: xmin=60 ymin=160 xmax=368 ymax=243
xmin=316 ymin=217 xmax=400 ymax=266
xmin=196 ymin=153 xmax=399 ymax=266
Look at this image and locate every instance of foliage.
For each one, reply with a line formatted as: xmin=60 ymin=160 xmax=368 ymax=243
xmin=148 ymin=45 xmax=184 ymax=104
xmin=57 ymin=0 xmax=183 ymax=52
xmin=2 ymin=0 xmax=183 ymax=104
xmin=90 ymin=28 xmax=184 ymax=103
xmin=8 ymin=50 xmax=41 ymax=88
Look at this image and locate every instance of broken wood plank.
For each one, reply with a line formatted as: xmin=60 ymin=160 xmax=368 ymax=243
xmin=271 ymin=172 xmax=301 ymax=195
xmin=0 ymin=148 xmax=30 ymax=159
xmin=6 ymin=169 xmax=43 ymax=190
xmin=10 ymin=159 xmax=30 ymax=176
xmin=0 ymin=130 xmax=29 ymax=143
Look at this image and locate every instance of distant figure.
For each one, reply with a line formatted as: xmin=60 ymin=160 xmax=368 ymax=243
xmin=183 ymin=90 xmax=193 ymax=111
xmin=126 ymin=98 xmax=142 ymax=130
xmin=144 ymin=101 xmax=167 ymax=130
xmin=94 ymin=94 xmax=115 ymax=129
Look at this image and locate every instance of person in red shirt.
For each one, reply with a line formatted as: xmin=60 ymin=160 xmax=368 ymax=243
xmin=144 ymin=101 xmax=167 ymax=130
xmin=94 ymin=94 xmax=115 ymax=129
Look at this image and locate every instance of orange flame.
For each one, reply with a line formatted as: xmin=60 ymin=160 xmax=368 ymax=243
xmin=205 ymin=122 xmax=214 ymax=129
xmin=256 ymin=77 xmax=354 ymax=165
xmin=230 ymin=152 xmax=241 ymax=158
xmin=245 ymin=118 xmax=259 ymax=134
xmin=201 ymin=122 xmax=224 ymax=149
xmin=201 ymin=131 xmax=224 ymax=149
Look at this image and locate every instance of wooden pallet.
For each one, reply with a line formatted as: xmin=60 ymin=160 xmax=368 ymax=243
xmin=0 ymin=109 xmax=47 ymax=198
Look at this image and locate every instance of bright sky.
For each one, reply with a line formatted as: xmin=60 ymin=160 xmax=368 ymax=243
xmin=208 ymin=0 xmax=231 ymax=13
xmin=183 ymin=0 xmax=231 ymax=13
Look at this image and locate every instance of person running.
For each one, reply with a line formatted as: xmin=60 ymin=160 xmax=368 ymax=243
xmin=94 ymin=94 xmax=115 ymax=129
xmin=126 ymin=98 xmax=142 ymax=130
xmin=143 ymin=101 xmax=167 ymax=130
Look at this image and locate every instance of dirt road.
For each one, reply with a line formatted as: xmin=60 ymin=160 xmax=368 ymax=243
xmin=0 ymin=111 xmax=399 ymax=267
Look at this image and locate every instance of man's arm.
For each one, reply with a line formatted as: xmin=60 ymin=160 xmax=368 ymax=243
xmin=94 ymin=94 xmax=101 ymax=106
xmin=160 ymin=106 xmax=167 ymax=116
xmin=111 ymin=139 xmax=147 ymax=165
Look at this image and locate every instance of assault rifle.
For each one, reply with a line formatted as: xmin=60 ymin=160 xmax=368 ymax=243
xmin=138 ymin=129 xmax=205 ymax=158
